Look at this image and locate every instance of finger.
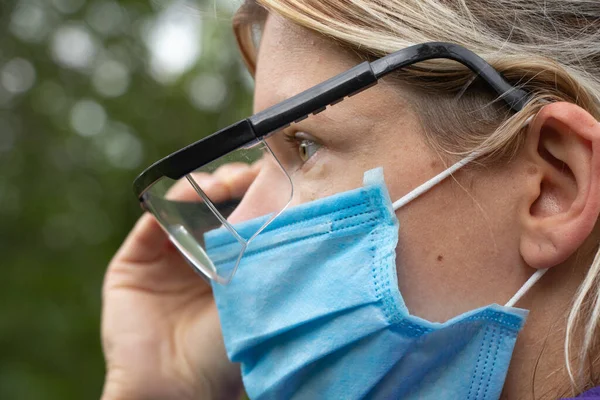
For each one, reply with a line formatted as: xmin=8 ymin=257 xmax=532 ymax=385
xmin=158 ymin=161 xmax=261 ymax=202
xmin=212 ymin=162 xmax=251 ymax=181
xmin=166 ymin=172 xmax=236 ymax=204
xmin=164 ymin=161 xmax=263 ymax=203
xmin=212 ymin=163 xmax=260 ymax=199
xmin=165 ymin=172 xmax=213 ymax=202
xmin=251 ymin=157 xmax=265 ymax=174
xmin=112 ymin=213 xmax=169 ymax=264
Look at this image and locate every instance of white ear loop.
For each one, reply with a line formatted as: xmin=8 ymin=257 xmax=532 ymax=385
xmin=392 ymin=115 xmax=534 ymax=212
xmin=391 ymin=115 xmax=544 ymax=307
xmin=392 ymin=152 xmax=480 ymax=211
xmin=504 ymin=268 xmax=548 ymax=307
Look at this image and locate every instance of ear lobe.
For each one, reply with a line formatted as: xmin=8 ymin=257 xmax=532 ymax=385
xmin=520 ymin=102 xmax=600 ymax=269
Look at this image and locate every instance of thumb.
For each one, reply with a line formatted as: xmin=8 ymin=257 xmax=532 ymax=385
xmin=112 ymin=213 xmax=170 ymax=264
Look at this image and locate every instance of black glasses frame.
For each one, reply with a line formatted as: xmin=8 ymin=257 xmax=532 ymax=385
xmin=133 ymin=42 xmax=529 ymax=199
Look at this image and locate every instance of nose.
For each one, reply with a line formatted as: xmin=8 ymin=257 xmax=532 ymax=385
xmin=227 ymin=158 xmax=293 ymax=224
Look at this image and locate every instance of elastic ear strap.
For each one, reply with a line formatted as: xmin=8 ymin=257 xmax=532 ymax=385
xmin=505 ymin=268 xmax=549 ymax=307
xmin=392 ymin=116 xmax=534 ymax=211
xmin=392 ymin=152 xmax=479 ymax=210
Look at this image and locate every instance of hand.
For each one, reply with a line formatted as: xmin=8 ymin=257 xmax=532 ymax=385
xmin=101 ymin=162 xmax=260 ymax=400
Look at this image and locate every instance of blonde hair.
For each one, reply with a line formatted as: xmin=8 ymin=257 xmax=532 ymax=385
xmin=234 ymin=0 xmax=600 ymax=395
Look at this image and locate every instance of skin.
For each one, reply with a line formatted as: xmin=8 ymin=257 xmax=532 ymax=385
xmin=102 ymin=12 xmax=600 ymax=400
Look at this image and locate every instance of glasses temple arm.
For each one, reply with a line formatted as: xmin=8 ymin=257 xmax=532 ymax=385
xmin=370 ymin=42 xmax=530 ymax=112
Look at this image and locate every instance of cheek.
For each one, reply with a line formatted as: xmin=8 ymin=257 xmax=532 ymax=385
xmin=289 ymin=155 xmax=370 ymax=206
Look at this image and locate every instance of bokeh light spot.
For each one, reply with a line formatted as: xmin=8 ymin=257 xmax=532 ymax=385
xmin=85 ymin=1 xmax=126 ymax=37
xmin=101 ymin=122 xmax=143 ymax=170
xmin=9 ymin=2 xmax=51 ymax=43
xmin=70 ymin=99 xmax=107 ymax=136
xmin=50 ymin=0 xmax=85 ymax=15
xmin=51 ymin=24 xmax=98 ymax=70
xmin=92 ymin=59 xmax=130 ymax=98
xmin=188 ymin=73 xmax=227 ymax=111
xmin=1 ymin=58 xmax=37 ymax=95
xmin=144 ymin=0 xmax=202 ymax=84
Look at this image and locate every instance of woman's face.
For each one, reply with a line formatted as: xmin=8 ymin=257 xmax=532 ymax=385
xmin=229 ymin=13 xmax=535 ymax=322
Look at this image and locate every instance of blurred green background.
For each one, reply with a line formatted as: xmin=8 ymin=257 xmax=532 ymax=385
xmin=0 ymin=0 xmax=253 ymax=398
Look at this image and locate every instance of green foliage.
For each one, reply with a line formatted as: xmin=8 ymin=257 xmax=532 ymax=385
xmin=0 ymin=0 xmax=252 ymax=398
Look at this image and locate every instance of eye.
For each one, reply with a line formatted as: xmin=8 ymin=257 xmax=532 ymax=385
xmin=283 ymin=131 xmax=322 ymax=164
xmin=298 ymin=138 xmax=321 ymax=162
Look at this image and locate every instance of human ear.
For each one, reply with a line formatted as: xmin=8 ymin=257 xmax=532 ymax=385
xmin=520 ymin=102 xmax=600 ymax=269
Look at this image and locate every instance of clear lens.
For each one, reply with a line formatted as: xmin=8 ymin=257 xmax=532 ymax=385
xmin=143 ymin=90 xmax=376 ymax=284
xmin=142 ymin=140 xmax=293 ymax=284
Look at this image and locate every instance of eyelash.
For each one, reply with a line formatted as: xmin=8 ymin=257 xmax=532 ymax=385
xmin=283 ymin=131 xmax=305 ymax=152
xmin=283 ymin=130 xmax=299 ymax=145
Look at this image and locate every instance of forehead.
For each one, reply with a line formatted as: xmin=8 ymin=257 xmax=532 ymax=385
xmin=251 ymin=12 xmax=416 ymax=141
xmin=253 ymin=14 xmax=362 ymax=112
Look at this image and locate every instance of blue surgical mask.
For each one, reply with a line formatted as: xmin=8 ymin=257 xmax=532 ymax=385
xmin=205 ymin=147 xmax=546 ymax=400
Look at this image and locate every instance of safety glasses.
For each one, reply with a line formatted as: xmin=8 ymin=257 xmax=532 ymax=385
xmin=133 ymin=42 xmax=529 ymax=284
